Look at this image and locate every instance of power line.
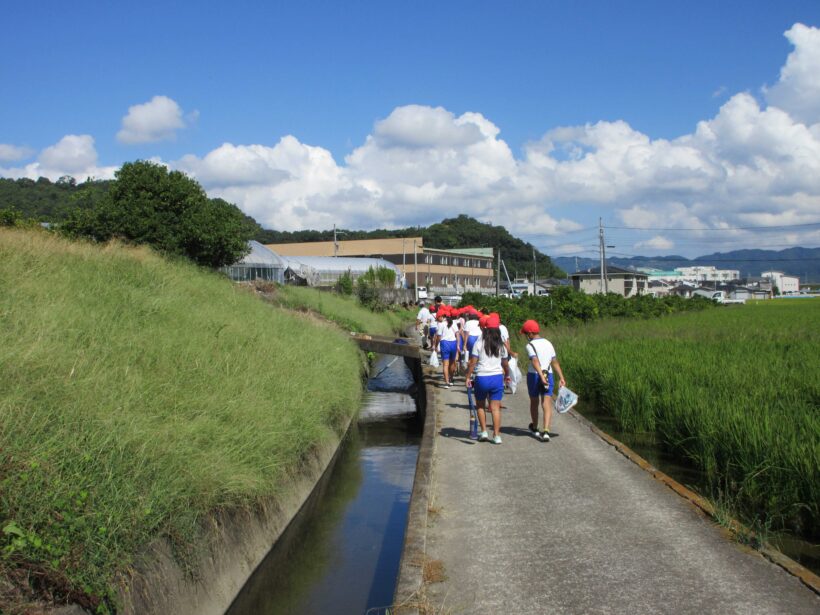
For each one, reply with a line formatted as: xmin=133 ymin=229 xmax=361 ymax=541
xmin=605 ymin=222 xmax=820 ymax=231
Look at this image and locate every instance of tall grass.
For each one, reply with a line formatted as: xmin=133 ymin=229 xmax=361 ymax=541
xmin=0 ymin=229 xmax=365 ymax=608
xmin=271 ymin=285 xmax=413 ymax=337
xmin=545 ymin=301 xmax=820 ymax=539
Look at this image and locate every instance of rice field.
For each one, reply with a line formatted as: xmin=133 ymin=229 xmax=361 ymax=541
xmin=548 ymin=300 xmax=820 ymax=540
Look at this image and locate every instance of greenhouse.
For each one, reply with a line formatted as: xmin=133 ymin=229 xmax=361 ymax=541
xmin=221 ymin=241 xmax=286 ymax=283
xmin=283 ymin=256 xmax=405 ymax=288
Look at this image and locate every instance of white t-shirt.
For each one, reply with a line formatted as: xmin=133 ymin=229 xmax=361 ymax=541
xmin=439 ymin=321 xmax=459 ymax=342
xmin=471 ymin=339 xmax=508 ymax=376
xmin=526 ymin=337 xmax=556 ymax=374
xmin=464 ymin=319 xmax=481 ymax=337
xmin=427 ymin=312 xmax=437 ymax=328
xmin=417 ymin=307 xmax=430 ymax=322
xmin=499 ymin=324 xmax=509 ymax=343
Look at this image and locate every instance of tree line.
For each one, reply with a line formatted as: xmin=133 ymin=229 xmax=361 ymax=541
xmin=460 ymin=286 xmax=715 ymax=333
xmin=1 ymin=171 xmax=565 ymax=276
xmin=0 ymin=163 xmax=253 ymax=268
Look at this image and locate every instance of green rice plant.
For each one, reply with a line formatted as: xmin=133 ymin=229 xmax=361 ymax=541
xmin=0 ymin=229 xmax=367 ymax=608
xmin=542 ymin=300 xmax=820 ymax=540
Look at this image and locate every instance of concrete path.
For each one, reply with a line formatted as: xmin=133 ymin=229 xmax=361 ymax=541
xmin=421 ymin=369 xmax=819 ymax=615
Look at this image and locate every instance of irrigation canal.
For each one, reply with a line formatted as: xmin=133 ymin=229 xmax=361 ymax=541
xmin=226 ymin=353 xmax=422 ymax=615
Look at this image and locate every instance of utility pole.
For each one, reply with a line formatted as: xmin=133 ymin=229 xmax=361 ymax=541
xmin=598 ymin=218 xmax=614 ymax=294
xmin=413 ymin=239 xmax=418 ymax=302
xmin=496 ymin=248 xmax=501 ymax=297
xmin=533 ymin=248 xmax=537 ymax=295
xmin=599 ymin=218 xmax=606 ymax=294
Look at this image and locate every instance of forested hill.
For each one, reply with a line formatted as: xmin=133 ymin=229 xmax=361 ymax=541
xmin=1 ymin=177 xmax=563 ymax=278
xmin=0 ymin=176 xmax=112 ymax=221
xmin=257 ymin=214 xmax=565 ymax=279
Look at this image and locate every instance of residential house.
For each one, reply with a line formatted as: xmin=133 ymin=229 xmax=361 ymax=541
xmin=570 ymin=265 xmax=649 ymax=297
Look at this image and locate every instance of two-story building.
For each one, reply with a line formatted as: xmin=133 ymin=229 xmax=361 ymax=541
xmin=569 ymin=265 xmax=649 ymax=297
xmin=761 ymin=271 xmax=800 ymax=295
xmin=266 ymin=237 xmax=496 ymax=297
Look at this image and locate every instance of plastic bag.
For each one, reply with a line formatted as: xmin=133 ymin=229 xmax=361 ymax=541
xmin=555 ymin=386 xmax=578 ymax=414
xmin=507 ymin=356 xmax=523 ymax=395
xmin=428 ymin=351 xmax=440 ymax=367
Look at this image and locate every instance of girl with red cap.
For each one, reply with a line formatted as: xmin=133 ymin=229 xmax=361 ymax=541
xmin=434 ymin=307 xmax=460 ymax=387
xmin=464 ymin=313 xmax=511 ymax=444
xmin=520 ymin=319 xmax=566 ymax=441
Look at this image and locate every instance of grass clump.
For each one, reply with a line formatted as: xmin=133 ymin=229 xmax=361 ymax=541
xmin=0 ymin=228 xmax=364 ymax=610
xmin=546 ymin=300 xmax=820 ymax=541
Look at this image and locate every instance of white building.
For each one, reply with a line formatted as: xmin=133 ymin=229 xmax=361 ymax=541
xmin=761 ymin=271 xmax=800 ymax=295
xmin=674 ymin=266 xmax=740 ymax=283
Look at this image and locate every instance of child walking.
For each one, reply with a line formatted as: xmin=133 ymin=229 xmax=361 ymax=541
xmin=520 ymin=319 xmax=566 ymax=442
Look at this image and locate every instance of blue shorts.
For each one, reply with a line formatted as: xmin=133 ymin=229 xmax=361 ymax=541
xmin=429 ymin=326 xmax=437 ymax=339
xmin=440 ymin=340 xmax=458 ymax=362
xmin=474 ymin=373 xmax=505 ymax=402
xmin=466 ymin=335 xmax=479 ymax=353
xmin=527 ymin=372 xmax=554 ymax=397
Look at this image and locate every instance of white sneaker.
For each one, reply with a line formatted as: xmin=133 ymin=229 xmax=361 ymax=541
xmin=541 ymin=431 xmax=550 ymax=442
xmin=478 ymin=431 xmax=489 ymax=442
xmin=492 ymin=435 xmax=502 ymax=445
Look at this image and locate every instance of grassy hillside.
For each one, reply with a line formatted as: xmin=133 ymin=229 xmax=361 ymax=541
xmin=0 ymin=229 xmax=365 ymax=610
xmin=271 ymin=285 xmax=413 ymax=336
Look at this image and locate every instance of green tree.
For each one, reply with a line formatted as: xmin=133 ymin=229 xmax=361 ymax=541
xmin=61 ymin=161 xmax=251 ymax=267
xmin=335 ymin=271 xmax=354 ymax=295
xmin=0 ymin=206 xmax=22 ymax=227
xmin=180 ymin=198 xmax=251 ymax=268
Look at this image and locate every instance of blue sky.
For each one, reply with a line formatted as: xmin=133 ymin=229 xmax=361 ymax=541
xmin=2 ymin=1 xmax=820 ymax=258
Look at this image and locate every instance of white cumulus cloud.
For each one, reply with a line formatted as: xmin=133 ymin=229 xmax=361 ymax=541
xmin=0 ymin=144 xmax=34 ymax=162
xmin=764 ymin=23 xmax=820 ymax=126
xmin=0 ymin=135 xmax=117 ymax=182
xmin=117 ymin=95 xmax=190 ymax=144
xmin=6 ymin=23 xmax=819 ymax=257
xmin=635 ymin=236 xmax=674 ymax=250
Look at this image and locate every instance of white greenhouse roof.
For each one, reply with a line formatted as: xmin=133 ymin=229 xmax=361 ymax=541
xmin=235 ymin=241 xmax=287 ymax=267
xmin=282 ymin=255 xmax=401 ymax=275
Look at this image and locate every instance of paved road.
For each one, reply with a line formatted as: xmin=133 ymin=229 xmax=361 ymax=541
xmin=422 ymin=370 xmax=818 ymax=615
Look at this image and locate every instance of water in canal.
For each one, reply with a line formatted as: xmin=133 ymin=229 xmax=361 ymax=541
xmin=227 ymin=354 xmax=422 ymax=615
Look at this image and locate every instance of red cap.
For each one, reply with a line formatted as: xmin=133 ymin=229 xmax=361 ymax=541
xmin=479 ymin=315 xmax=489 ymax=328
xmin=520 ymin=319 xmax=540 ymax=334
xmin=485 ymin=313 xmax=501 ymax=329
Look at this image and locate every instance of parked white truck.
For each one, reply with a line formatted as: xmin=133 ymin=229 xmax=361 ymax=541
xmin=694 ymin=289 xmax=746 ymax=304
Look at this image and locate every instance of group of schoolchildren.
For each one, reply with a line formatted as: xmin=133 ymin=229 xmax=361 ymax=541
xmin=416 ymin=297 xmax=566 ymax=445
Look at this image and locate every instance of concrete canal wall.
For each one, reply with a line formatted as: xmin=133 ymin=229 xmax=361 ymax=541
xmin=117 ymin=414 xmax=354 ymax=615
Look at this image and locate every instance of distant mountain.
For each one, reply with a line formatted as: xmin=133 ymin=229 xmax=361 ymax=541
xmin=554 ymin=247 xmax=820 ymax=282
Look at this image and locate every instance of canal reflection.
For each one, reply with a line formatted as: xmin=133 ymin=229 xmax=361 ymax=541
xmin=227 ymin=355 xmax=421 ymax=615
